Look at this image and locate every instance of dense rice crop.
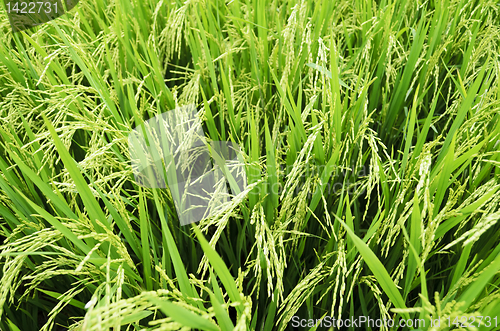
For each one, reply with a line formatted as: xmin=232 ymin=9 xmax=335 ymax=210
xmin=0 ymin=0 xmax=500 ymax=329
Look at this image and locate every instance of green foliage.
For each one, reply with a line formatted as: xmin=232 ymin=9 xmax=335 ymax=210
xmin=0 ymin=0 xmax=499 ymax=330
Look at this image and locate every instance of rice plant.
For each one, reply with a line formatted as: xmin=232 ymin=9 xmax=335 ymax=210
xmin=0 ymin=0 xmax=499 ymax=330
